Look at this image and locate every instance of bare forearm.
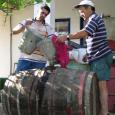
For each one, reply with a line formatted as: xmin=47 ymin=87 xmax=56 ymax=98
xmin=69 ymin=30 xmax=88 ymax=40
xmin=12 ymin=23 xmax=25 ymax=35
xmin=57 ymin=29 xmax=88 ymax=42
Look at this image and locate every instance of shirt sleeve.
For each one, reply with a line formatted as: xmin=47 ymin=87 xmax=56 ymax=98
xmin=20 ymin=18 xmax=32 ymax=26
xmin=46 ymin=24 xmax=55 ymax=38
xmin=83 ymin=18 xmax=98 ymax=36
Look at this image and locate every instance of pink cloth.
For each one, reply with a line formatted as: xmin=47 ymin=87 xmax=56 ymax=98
xmin=51 ymin=35 xmax=69 ymax=68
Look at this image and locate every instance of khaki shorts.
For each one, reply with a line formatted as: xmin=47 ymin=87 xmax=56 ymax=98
xmin=90 ymin=53 xmax=113 ymax=80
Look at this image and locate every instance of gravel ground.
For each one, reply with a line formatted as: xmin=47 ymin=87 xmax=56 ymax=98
xmin=110 ymin=113 xmax=115 ymax=115
xmin=0 ymin=103 xmax=115 ymax=115
xmin=0 ymin=103 xmax=6 ymax=115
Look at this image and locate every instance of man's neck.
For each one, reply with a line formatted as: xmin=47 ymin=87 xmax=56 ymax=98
xmin=35 ymin=17 xmax=45 ymax=24
xmin=85 ymin=11 xmax=94 ymax=21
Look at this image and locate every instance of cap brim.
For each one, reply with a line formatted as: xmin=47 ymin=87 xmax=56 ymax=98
xmin=74 ymin=5 xmax=81 ymax=9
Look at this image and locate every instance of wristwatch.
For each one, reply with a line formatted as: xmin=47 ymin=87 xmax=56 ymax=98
xmin=67 ymin=35 xmax=70 ymax=41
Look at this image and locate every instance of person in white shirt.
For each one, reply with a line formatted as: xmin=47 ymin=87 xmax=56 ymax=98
xmin=12 ymin=4 xmax=54 ymax=73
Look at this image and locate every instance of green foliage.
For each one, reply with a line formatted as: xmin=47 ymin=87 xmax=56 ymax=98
xmin=0 ymin=0 xmax=52 ymax=14
xmin=46 ymin=0 xmax=52 ymax=3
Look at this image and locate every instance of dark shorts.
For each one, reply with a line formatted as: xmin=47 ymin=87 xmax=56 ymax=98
xmin=90 ymin=53 xmax=113 ymax=80
xmin=16 ymin=59 xmax=46 ymax=73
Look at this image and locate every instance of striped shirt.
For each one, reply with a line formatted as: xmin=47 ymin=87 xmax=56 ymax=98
xmin=83 ymin=13 xmax=111 ymax=62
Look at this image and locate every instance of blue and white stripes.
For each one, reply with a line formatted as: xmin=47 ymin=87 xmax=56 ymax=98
xmin=84 ymin=13 xmax=111 ymax=62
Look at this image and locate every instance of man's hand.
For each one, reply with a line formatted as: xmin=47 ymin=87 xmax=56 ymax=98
xmin=57 ymin=35 xmax=67 ymax=42
xmin=82 ymin=54 xmax=88 ymax=62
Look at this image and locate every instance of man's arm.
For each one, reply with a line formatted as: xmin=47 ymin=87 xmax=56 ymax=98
xmin=57 ymin=29 xmax=88 ymax=42
xmin=12 ymin=23 xmax=25 ymax=35
xmin=12 ymin=19 xmax=33 ymax=35
xmin=69 ymin=29 xmax=88 ymax=39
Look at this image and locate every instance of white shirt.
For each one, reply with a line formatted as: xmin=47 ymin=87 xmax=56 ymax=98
xmin=19 ymin=19 xmax=55 ymax=63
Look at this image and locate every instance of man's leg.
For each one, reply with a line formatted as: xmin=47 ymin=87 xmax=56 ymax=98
xmin=99 ymin=80 xmax=108 ymax=115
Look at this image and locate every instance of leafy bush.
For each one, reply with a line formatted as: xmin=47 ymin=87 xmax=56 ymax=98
xmin=0 ymin=0 xmax=52 ymax=14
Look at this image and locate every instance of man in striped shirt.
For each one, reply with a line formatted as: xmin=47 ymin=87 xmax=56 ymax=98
xmin=58 ymin=0 xmax=112 ymax=115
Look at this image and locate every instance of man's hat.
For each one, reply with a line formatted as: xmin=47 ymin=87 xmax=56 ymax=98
xmin=74 ymin=0 xmax=95 ymax=9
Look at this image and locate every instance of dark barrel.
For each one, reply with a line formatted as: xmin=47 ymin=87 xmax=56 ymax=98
xmin=1 ymin=68 xmax=100 ymax=115
xmin=0 ymin=78 xmax=7 ymax=102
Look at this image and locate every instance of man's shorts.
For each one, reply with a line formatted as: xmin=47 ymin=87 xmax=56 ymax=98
xmin=16 ymin=59 xmax=46 ymax=73
xmin=90 ymin=53 xmax=113 ymax=80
